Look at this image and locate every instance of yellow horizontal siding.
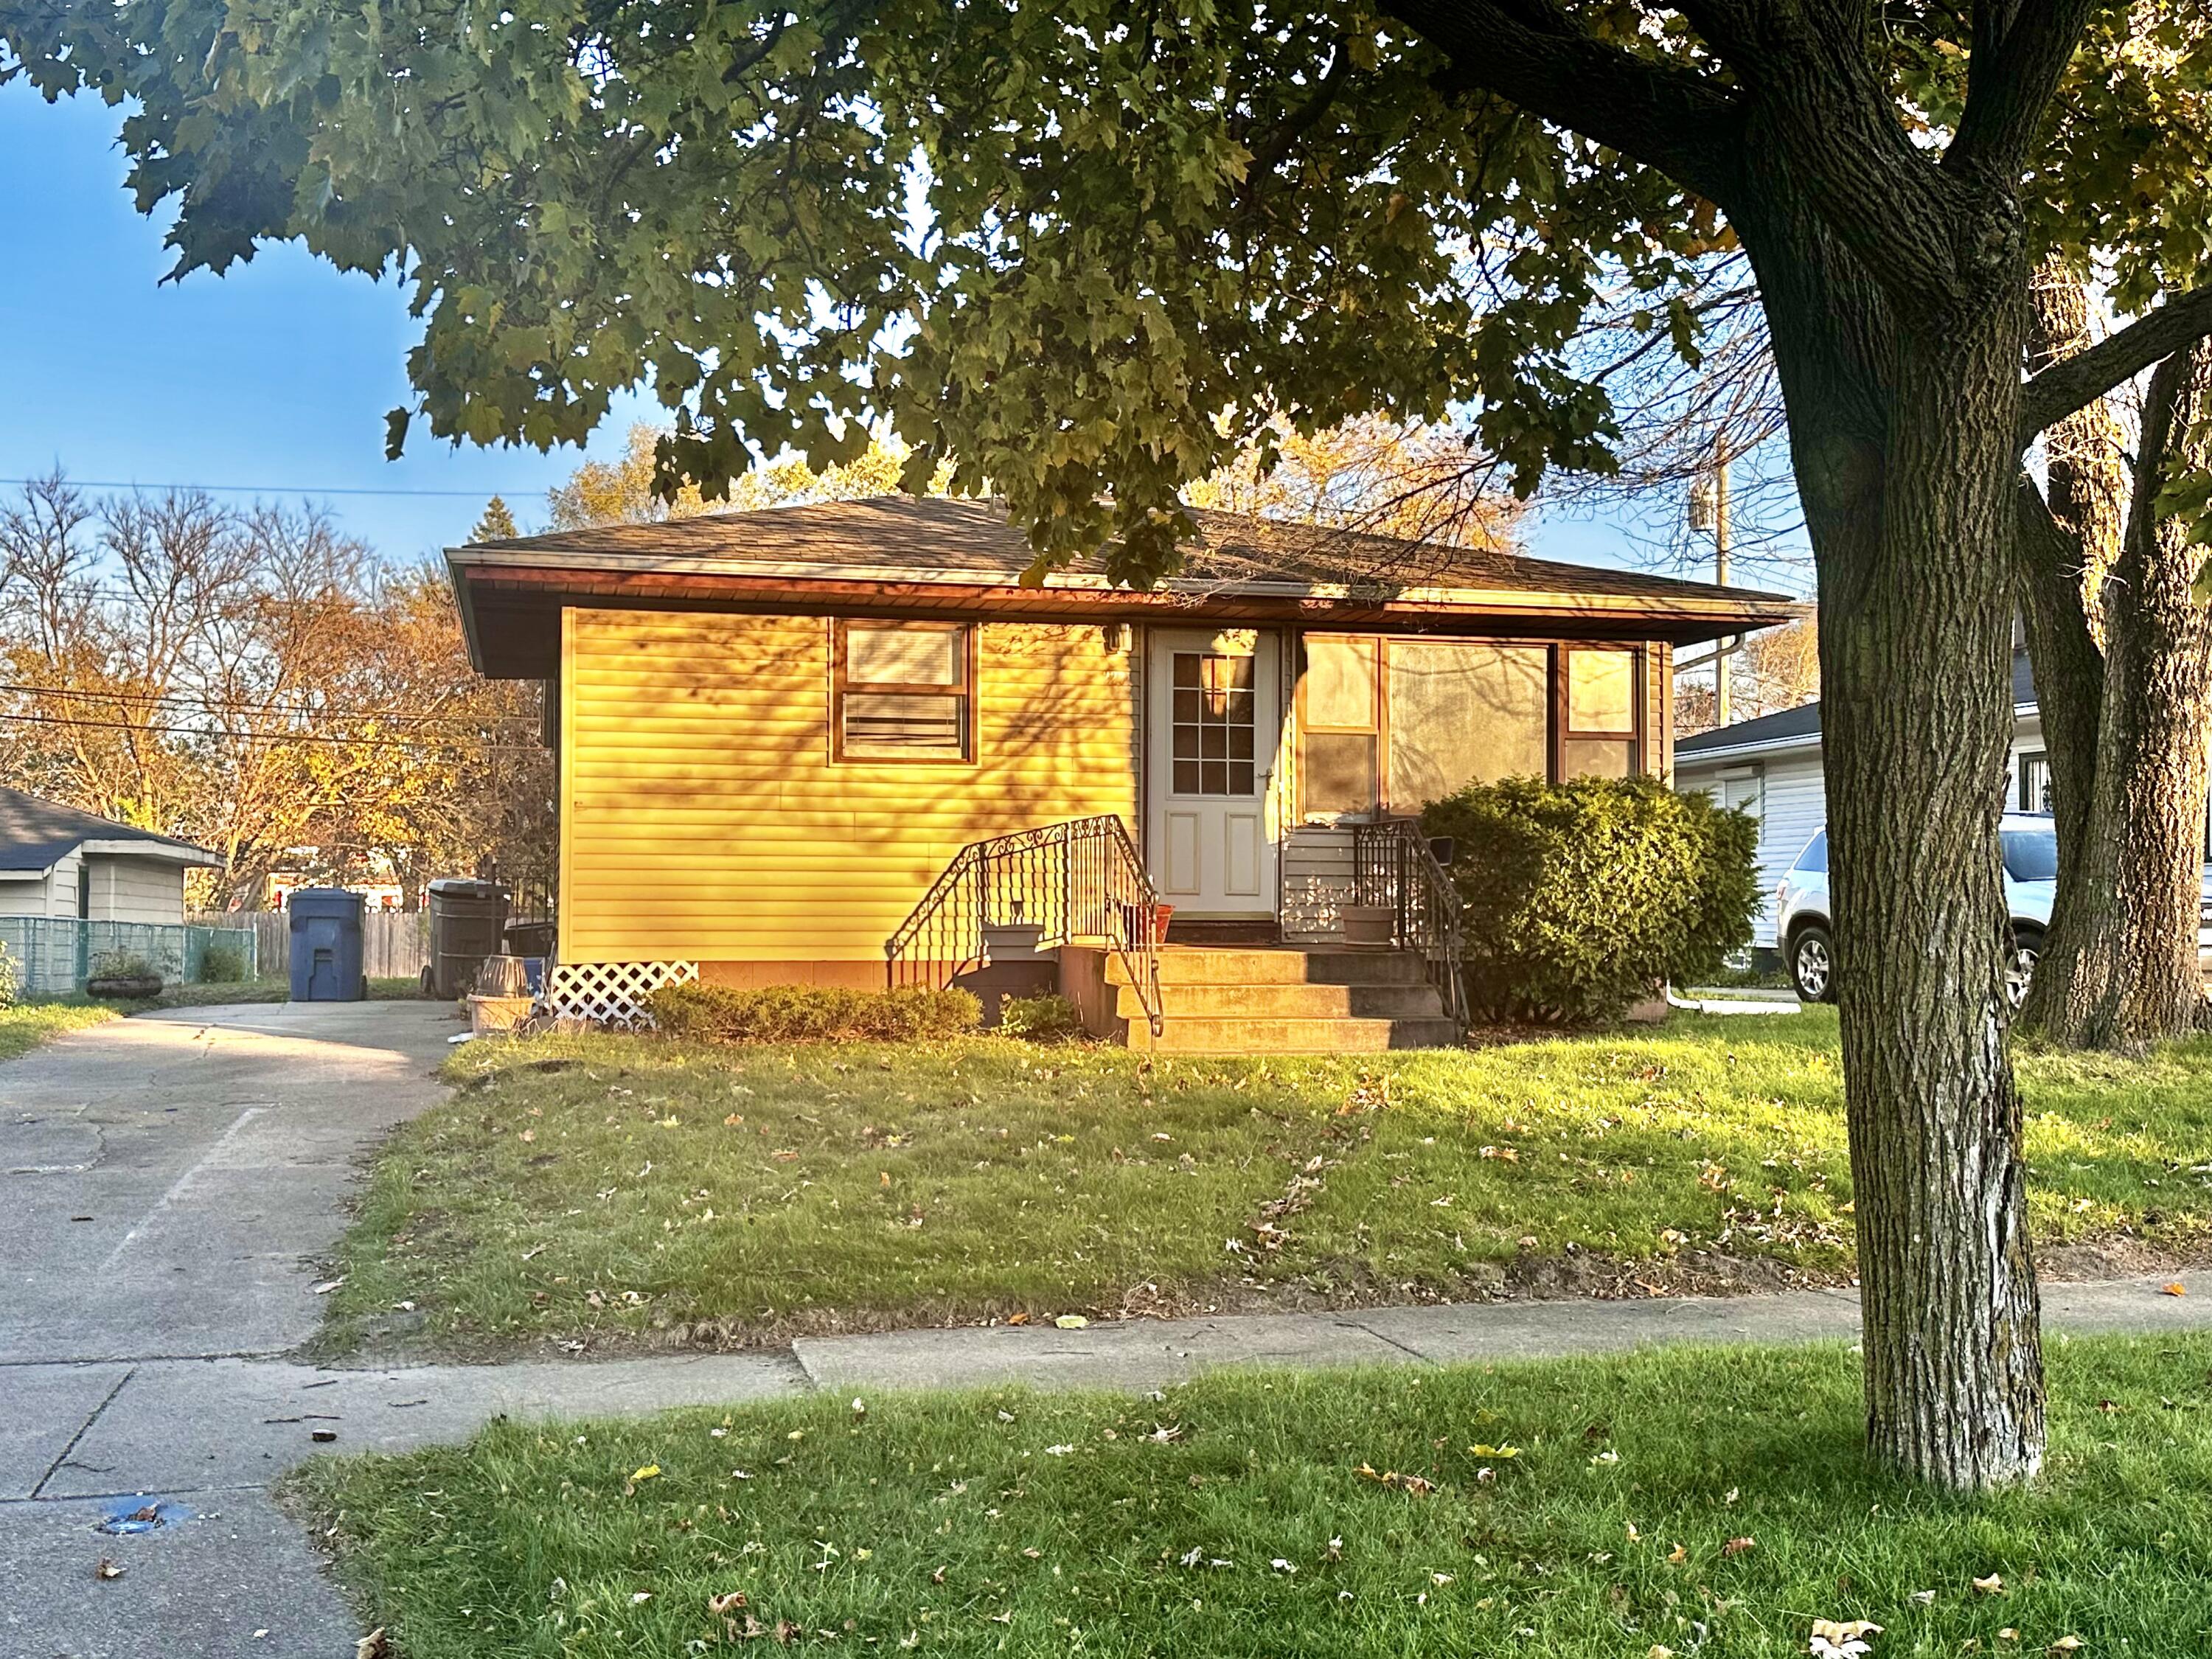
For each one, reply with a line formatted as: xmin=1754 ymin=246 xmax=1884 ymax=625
xmin=560 ymin=609 xmax=1138 ymax=964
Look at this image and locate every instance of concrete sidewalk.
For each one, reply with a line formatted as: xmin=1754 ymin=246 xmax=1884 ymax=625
xmin=10 ymin=1270 xmax=2205 ymax=1511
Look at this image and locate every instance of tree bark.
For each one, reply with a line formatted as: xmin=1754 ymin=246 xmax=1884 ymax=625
xmin=1728 ymin=153 xmax=2045 ymax=1486
xmin=2022 ymin=344 xmax=2212 ymax=1048
xmin=2012 ymin=264 xmax=2124 ymax=928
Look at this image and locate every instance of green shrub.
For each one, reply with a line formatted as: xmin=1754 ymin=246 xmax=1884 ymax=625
xmin=1419 ymin=775 xmax=1761 ymax=1023
xmin=0 ymin=940 xmax=16 ymax=1009
xmin=88 ymin=950 xmax=160 ymax=983
xmin=198 ymin=941 xmax=250 ymax=983
xmin=644 ymin=981 xmax=982 ymax=1043
xmin=998 ymin=992 xmax=1085 ymax=1041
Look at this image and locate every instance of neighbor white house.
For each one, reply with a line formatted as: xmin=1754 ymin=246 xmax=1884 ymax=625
xmin=1675 ymin=650 xmax=2049 ymax=950
xmin=0 ymin=786 xmax=219 ymax=923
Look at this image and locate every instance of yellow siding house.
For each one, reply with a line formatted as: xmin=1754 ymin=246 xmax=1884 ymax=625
xmin=451 ymin=498 xmax=1795 ymax=1044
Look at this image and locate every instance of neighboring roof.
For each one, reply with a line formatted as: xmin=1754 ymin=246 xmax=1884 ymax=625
xmin=450 ymin=495 xmax=1804 ymax=677
xmin=1676 ymin=650 xmax=2040 ymax=765
xmin=0 ymin=786 xmax=219 ymax=874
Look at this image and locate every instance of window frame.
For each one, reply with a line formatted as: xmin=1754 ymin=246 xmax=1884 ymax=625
xmin=1296 ymin=635 xmax=1650 ymax=818
xmin=830 ymin=618 xmax=978 ymax=766
xmin=1293 ymin=633 xmax=1386 ymax=821
xmin=1554 ymin=644 xmax=1645 ymax=779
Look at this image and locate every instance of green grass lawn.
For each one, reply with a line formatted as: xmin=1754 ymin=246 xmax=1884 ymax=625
xmin=291 ymin=1331 xmax=2212 ymax=1658
xmin=0 ymin=1000 xmax=117 ymax=1060
xmin=314 ymin=1011 xmax=2212 ymax=1357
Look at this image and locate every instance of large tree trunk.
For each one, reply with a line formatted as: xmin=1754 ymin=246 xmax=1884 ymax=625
xmin=1739 ymin=184 xmax=2045 ymax=1487
xmin=2013 ymin=264 xmax=2124 ymax=922
xmin=2024 ymin=344 xmax=2212 ymax=1048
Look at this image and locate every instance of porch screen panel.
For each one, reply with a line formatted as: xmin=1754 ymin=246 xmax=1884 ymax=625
xmin=1560 ymin=646 xmax=1641 ymax=779
xmin=1386 ymin=642 xmax=1549 ymax=808
xmin=1299 ymin=636 xmax=1379 ymax=815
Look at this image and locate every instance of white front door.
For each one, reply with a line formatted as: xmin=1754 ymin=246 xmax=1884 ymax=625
xmin=1146 ymin=628 xmax=1281 ymax=917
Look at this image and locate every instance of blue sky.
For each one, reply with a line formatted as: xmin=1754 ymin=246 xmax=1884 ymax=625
xmin=0 ymin=77 xmax=1767 ymax=581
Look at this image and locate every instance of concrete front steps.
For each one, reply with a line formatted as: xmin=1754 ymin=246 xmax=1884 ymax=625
xmin=1109 ymin=946 xmax=1461 ymax=1053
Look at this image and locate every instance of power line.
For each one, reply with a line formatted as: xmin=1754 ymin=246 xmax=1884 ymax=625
xmin=0 ymin=708 xmax=549 ymax=753
xmin=0 ymin=681 xmax=539 ymax=729
xmin=0 ymin=477 xmax=540 ymax=500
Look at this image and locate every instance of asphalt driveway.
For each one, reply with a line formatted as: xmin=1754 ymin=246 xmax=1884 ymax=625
xmin=1 ymin=1001 xmax=459 ymax=1658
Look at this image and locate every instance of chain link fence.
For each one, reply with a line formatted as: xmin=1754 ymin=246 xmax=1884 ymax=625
xmin=0 ymin=918 xmax=259 ymax=997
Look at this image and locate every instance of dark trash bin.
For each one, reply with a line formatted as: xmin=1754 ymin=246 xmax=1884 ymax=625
xmin=288 ymin=888 xmax=366 ymax=1002
xmin=425 ymin=878 xmax=511 ymax=999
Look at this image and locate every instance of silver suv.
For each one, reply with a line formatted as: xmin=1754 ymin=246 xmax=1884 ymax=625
xmin=1774 ymin=814 xmax=2211 ymax=1006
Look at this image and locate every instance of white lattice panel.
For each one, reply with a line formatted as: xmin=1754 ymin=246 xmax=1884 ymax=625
xmin=546 ymin=960 xmax=698 ymax=1027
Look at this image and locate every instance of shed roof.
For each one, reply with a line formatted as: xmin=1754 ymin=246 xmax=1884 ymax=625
xmin=0 ymin=786 xmax=219 ymax=874
xmin=451 ymin=495 xmax=1803 ymax=677
xmin=1676 ymin=650 xmax=2039 ymax=765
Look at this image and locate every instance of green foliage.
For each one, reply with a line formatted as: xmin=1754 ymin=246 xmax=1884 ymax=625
xmin=1420 ymin=776 xmax=1759 ymax=1023
xmin=87 ymin=950 xmax=161 ymax=984
xmin=469 ymin=495 xmax=518 ymax=541
xmin=644 ymin=982 xmax=981 ymax=1044
xmin=293 ymin=1335 xmax=2212 ymax=1659
xmin=4 ymin=2 xmax=2209 ymax=591
xmin=314 ymin=1015 xmax=2212 ymax=1359
xmin=196 ymin=941 xmax=251 ymax=983
xmin=0 ymin=939 xmax=15 ymax=1009
xmin=998 ymin=992 xmax=1084 ymax=1042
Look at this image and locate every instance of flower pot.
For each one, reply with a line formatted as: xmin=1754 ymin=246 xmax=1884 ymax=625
xmin=1340 ymin=905 xmax=1394 ymax=948
xmin=1152 ymin=903 xmax=1175 ymax=943
xmin=981 ymin=922 xmax=1048 ymax=962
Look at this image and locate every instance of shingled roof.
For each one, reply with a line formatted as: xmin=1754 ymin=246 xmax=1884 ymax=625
xmin=461 ymin=496 xmax=1768 ymax=601
xmin=451 ymin=495 xmax=1803 ymax=677
xmin=0 ymin=787 xmax=217 ymax=874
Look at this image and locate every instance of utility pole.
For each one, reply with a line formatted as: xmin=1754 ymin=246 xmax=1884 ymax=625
xmin=1690 ymin=453 xmax=1733 ymax=723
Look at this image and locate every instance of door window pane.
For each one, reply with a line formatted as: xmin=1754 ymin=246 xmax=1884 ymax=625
xmin=1386 ymin=641 xmax=1550 ymax=806
xmin=1171 ymin=650 xmax=1259 ymax=796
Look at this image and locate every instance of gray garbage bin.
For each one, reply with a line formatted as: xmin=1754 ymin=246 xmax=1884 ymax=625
xmin=424 ymin=878 xmax=510 ymax=998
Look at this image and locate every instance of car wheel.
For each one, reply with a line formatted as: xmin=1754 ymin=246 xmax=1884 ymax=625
xmin=1790 ymin=925 xmax=1837 ymax=1004
xmin=2004 ymin=928 xmax=2044 ymax=1010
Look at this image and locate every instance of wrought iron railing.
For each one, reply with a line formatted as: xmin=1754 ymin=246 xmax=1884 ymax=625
xmin=1352 ymin=817 xmax=1469 ymax=1036
xmin=886 ymin=815 xmax=1164 ymax=1036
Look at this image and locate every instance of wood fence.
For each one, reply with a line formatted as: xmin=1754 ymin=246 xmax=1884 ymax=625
xmin=190 ymin=910 xmax=431 ymax=982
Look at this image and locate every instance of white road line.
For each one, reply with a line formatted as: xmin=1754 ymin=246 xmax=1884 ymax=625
xmin=99 ymin=1106 xmax=267 ymax=1271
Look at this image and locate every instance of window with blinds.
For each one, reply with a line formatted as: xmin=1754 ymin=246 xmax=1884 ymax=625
xmin=835 ymin=620 xmax=973 ymax=762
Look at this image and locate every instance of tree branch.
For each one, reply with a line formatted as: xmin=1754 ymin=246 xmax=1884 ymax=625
xmin=2019 ymin=286 xmax=2212 ymax=449
xmin=1946 ymin=0 xmax=2096 ymax=181
xmin=1377 ymin=0 xmax=1745 ymax=205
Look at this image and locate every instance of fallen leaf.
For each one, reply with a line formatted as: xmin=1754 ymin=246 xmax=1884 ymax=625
xmin=631 ymin=1464 xmax=661 ymax=1482
xmin=2048 ymin=1638 xmax=2084 ymax=1655
xmin=354 ymin=1632 xmax=389 ymax=1659
xmin=1649 ymin=1647 xmax=1676 ymax=1659
xmin=1005 ymin=1312 xmax=1030 ymax=1326
xmin=1810 ymin=1619 xmax=1882 ymax=1659
xmin=2162 ymin=1282 xmax=2187 ymax=1297
xmin=93 ymin=1557 xmax=124 ymax=1582
xmin=1722 ymin=1536 xmax=1756 ymax=1557
xmin=1054 ymin=1315 xmax=1088 ymax=1329
xmin=1973 ymin=1573 xmax=2006 ymax=1595
xmin=1666 ymin=1543 xmax=1688 ymax=1566
xmin=709 ymin=1591 xmax=749 ymax=1615
xmin=1910 ymin=1590 xmax=1936 ymax=1605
